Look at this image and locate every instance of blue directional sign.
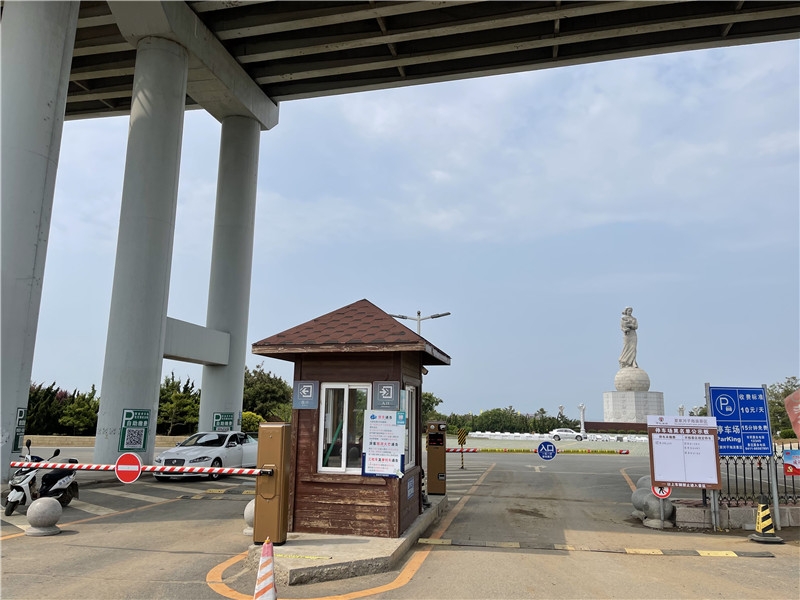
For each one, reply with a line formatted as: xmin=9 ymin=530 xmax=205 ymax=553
xmin=708 ymin=386 xmax=773 ymax=456
xmin=537 ymin=441 xmax=557 ymax=461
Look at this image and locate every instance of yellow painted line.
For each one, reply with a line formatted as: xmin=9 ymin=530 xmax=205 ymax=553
xmin=206 ymin=488 xmax=227 ymax=494
xmin=620 ymin=467 xmax=637 ymax=492
xmin=553 ymin=544 xmax=574 ymax=551
xmin=206 ymin=551 xmax=251 ymax=600
xmin=625 ymin=548 xmax=664 ymax=555
xmin=486 ymin=541 xmax=520 ymax=548
xmin=243 ymin=490 xmax=255 ymax=495
xmin=697 ymin=550 xmax=737 ymax=557
xmin=206 ymin=463 xmax=499 ymax=600
xmin=418 ymin=538 xmax=451 ymax=545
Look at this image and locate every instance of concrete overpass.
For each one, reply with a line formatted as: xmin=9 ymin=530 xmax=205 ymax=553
xmin=3 ymin=1 xmax=799 ymax=473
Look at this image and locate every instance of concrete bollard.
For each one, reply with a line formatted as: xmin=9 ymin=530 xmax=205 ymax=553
xmin=26 ymin=497 xmax=62 ymax=536
xmin=243 ymin=498 xmax=255 ymax=536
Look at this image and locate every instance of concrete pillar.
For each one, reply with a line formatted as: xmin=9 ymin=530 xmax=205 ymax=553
xmin=1 ymin=2 xmax=79 ymax=480
xmin=94 ymin=37 xmax=188 ymax=465
xmin=199 ymin=116 xmax=261 ymax=432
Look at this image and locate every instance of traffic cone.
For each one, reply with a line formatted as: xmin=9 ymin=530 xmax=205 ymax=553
xmin=253 ymin=537 xmax=277 ymax=599
xmin=748 ymin=495 xmax=784 ymax=544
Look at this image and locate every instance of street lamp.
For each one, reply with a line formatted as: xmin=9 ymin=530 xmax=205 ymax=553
xmin=388 ymin=310 xmax=451 ymax=335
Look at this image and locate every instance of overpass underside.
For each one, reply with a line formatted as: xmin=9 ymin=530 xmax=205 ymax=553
xmin=2 ymin=1 xmax=799 ymax=473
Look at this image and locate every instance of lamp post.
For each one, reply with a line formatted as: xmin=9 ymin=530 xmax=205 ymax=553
xmin=388 ymin=310 xmax=451 ymax=335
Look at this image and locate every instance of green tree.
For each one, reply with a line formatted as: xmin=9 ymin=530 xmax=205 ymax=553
xmin=157 ymin=373 xmax=200 ymax=435
xmin=767 ymin=376 xmax=799 ymax=433
xmin=421 ymin=392 xmax=445 ymax=425
xmin=242 ymin=363 xmax=292 ymax=421
xmin=59 ymin=385 xmax=99 ymax=435
xmin=27 ymin=382 xmax=71 ymax=435
xmin=241 ymin=411 xmax=265 ymax=432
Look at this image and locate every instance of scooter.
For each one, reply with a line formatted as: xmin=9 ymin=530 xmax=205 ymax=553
xmin=5 ymin=440 xmax=79 ymax=516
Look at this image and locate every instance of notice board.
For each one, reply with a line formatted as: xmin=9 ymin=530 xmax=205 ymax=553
xmin=648 ymin=415 xmax=721 ymax=489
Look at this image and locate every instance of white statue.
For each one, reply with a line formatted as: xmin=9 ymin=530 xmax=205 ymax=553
xmin=618 ymin=307 xmax=638 ymax=369
xmin=578 ymin=403 xmax=586 ymax=436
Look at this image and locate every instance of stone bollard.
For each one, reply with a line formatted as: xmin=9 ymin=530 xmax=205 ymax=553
xmin=243 ymin=498 xmax=255 ymax=536
xmin=635 ymin=475 xmax=651 ymax=489
xmin=26 ymin=497 xmax=62 ymax=536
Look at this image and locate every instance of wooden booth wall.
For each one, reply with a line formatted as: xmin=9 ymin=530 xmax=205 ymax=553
xmin=287 ymin=352 xmax=423 ymax=538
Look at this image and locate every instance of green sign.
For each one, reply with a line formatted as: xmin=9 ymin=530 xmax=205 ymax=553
xmin=213 ymin=412 xmax=235 ymax=431
xmin=119 ymin=408 xmax=150 ymax=452
xmin=13 ymin=408 xmax=27 ymax=453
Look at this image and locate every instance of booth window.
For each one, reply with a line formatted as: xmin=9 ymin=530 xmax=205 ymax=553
xmin=318 ymin=383 xmax=369 ymax=473
xmin=404 ymin=386 xmax=416 ymax=468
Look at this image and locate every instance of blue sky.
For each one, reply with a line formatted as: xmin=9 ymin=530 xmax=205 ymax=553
xmin=34 ymin=40 xmax=798 ymax=422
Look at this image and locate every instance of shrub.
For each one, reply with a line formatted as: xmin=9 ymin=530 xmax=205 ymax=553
xmin=779 ymin=428 xmax=798 ymax=440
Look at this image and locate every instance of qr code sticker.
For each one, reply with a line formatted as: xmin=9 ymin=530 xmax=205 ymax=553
xmin=124 ymin=428 xmax=145 ymax=449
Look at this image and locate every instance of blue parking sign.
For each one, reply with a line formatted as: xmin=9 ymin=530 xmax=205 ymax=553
xmin=708 ymin=386 xmax=773 ymax=456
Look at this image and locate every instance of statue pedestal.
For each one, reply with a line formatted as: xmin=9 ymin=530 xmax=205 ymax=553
xmin=603 ymin=366 xmax=663 ymax=423
xmin=603 ymin=391 xmax=664 ymax=423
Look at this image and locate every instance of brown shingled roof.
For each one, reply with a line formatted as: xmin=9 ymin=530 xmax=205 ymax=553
xmin=252 ymin=299 xmax=450 ymax=366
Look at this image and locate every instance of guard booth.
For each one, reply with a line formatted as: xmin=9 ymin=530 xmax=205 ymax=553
xmin=251 ymin=299 xmax=450 ymax=538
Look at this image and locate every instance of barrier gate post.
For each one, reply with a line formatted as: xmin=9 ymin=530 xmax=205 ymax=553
xmin=426 ymin=421 xmax=447 ymax=495
xmin=254 ymin=422 xmax=291 ymax=545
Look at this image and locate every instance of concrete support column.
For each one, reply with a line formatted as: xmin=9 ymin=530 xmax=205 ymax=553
xmin=200 ymin=116 xmax=261 ymax=431
xmin=94 ymin=37 xmax=188 ymax=464
xmin=1 ymin=2 xmax=79 ymax=480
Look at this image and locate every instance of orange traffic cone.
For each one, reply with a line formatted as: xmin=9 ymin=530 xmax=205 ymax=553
xmin=748 ymin=495 xmax=784 ymax=544
xmin=253 ymin=537 xmax=277 ymax=599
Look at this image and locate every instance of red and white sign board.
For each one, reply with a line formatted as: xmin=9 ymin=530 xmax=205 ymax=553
xmin=115 ymin=452 xmax=143 ymax=484
xmin=652 ymin=485 xmax=672 ymax=499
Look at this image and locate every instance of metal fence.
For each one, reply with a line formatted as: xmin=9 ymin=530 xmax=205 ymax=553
xmin=718 ymin=441 xmax=798 ymax=506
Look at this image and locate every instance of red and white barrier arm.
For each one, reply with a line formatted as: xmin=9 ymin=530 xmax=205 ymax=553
xmin=445 ymin=448 xmax=479 ymax=453
xmin=9 ymin=461 xmax=262 ymax=476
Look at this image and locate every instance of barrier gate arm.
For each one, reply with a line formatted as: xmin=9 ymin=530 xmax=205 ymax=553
xmin=9 ymin=461 xmax=262 ymax=477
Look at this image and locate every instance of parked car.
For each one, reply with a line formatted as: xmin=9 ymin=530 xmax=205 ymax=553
xmin=549 ymin=428 xmax=583 ymax=441
xmin=152 ymin=431 xmax=257 ymax=481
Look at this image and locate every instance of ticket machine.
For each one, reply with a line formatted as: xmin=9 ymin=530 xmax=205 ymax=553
xmin=253 ymin=422 xmax=291 ymax=545
xmin=426 ymin=421 xmax=447 ymax=494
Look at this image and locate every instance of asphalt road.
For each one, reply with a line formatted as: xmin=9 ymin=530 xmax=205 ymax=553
xmin=2 ymin=448 xmax=797 ymax=600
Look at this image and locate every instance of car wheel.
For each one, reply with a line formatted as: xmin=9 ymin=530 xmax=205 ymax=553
xmin=553 ymin=435 xmax=560 ymax=441
xmin=208 ymin=458 xmax=223 ymax=481
xmin=576 ymin=435 xmax=582 ymax=441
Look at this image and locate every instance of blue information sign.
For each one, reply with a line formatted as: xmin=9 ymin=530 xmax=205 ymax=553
xmin=708 ymin=386 xmax=773 ymax=456
xmin=537 ymin=441 xmax=557 ymax=461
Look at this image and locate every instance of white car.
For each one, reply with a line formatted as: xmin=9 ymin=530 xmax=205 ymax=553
xmin=153 ymin=431 xmax=258 ymax=481
xmin=549 ymin=428 xmax=583 ymax=441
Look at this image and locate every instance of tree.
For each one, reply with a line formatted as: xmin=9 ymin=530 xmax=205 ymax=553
xmin=157 ymin=373 xmax=200 ymax=435
xmin=242 ymin=364 xmax=292 ymax=421
xmin=59 ymin=385 xmax=99 ymax=435
xmin=767 ymin=376 xmax=799 ymax=433
xmin=689 ymin=405 xmax=707 ymax=416
xmin=241 ymin=411 xmax=265 ymax=432
xmin=27 ymin=382 xmax=71 ymax=435
xmin=421 ymin=392 xmax=445 ymax=425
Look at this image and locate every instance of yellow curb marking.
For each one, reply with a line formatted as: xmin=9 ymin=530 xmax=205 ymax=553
xmin=486 ymin=541 xmax=520 ymax=548
xmin=626 ymin=548 xmax=663 ymax=555
xmin=553 ymin=544 xmax=574 ymax=551
xmin=697 ymin=550 xmax=737 ymax=557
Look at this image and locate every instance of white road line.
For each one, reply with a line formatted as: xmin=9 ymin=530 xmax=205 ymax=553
xmin=67 ymin=499 xmax=116 ymax=515
xmin=1 ymin=513 xmax=31 ymax=531
xmin=89 ymin=488 xmax=166 ymax=503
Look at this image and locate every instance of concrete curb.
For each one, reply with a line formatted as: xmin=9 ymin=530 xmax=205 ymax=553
xmin=246 ymin=495 xmax=449 ymax=586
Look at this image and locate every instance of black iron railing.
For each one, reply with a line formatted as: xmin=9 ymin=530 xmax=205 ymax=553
xmin=718 ymin=441 xmax=798 ymax=506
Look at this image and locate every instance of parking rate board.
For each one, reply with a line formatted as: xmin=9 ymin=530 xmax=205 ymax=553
xmin=707 ymin=386 xmax=773 ymax=456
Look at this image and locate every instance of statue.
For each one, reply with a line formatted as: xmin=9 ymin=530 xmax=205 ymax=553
xmin=618 ymin=307 xmax=638 ymax=369
xmin=578 ymin=403 xmax=586 ymax=436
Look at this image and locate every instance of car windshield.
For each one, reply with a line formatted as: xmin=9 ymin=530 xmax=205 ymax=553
xmin=179 ymin=433 xmax=226 ymax=447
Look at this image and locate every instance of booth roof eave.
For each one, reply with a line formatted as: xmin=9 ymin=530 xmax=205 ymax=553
xmin=251 ymin=343 xmax=451 ymax=366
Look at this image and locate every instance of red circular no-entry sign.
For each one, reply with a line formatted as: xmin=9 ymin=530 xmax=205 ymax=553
xmin=115 ymin=452 xmax=143 ymax=484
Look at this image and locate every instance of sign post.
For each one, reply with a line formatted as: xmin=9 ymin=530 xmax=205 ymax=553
xmin=457 ymin=428 xmax=467 ymax=469
xmin=537 ymin=441 xmax=557 ymax=461
xmin=118 ymin=408 xmax=150 ymax=453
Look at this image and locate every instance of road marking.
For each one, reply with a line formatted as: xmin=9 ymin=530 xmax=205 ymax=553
xmin=1 ymin=513 xmax=31 ymax=531
xmin=416 ymin=539 xmax=775 ymax=558
xmin=90 ymin=488 xmax=166 ymax=503
xmin=68 ymin=499 xmax=116 ymax=515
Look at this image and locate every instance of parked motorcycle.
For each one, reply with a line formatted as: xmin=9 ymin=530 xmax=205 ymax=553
xmin=4 ymin=440 xmax=79 ymax=516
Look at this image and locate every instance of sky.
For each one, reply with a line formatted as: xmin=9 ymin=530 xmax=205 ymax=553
xmin=33 ymin=40 xmax=799 ymax=423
